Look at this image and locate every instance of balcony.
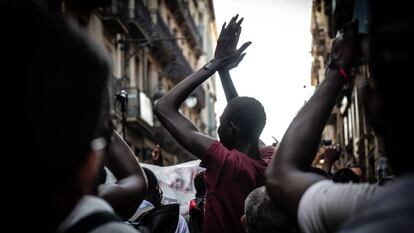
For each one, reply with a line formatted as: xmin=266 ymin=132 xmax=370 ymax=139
xmin=152 ymin=13 xmax=193 ymax=83
xmin=165 ymin=0 xmax=203 ymax=57
xmin=95 ymin=0 xmax=129 ymax=34
xmin=125 ymin=87 xmax=154 ymax=127
xmin=127 ymin=0 xmax=154 ymax=40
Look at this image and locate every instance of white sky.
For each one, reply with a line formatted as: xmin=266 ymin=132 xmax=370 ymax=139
xmin=212 ymin=0 xmax=315 ymax=145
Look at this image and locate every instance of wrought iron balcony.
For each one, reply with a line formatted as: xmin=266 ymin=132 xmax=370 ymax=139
xmin=95 ymin=0 xmax=129 ymax=33
xmin=165 ymin=0 xmax=203 ymax=56
xmin=152 ymin=13 xmax=193 ymax=82
xmin=127 ymin=0 xmax=154 ymax=40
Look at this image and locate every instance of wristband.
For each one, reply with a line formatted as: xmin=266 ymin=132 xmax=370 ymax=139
xmin=338 ymin=67 xmax=349 ymax=81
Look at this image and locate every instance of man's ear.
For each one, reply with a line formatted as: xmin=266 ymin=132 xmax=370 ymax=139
xmin=229 ymin=121 xmax=240 ymax=136
xmin=78 ymin=150 xmax=103 ymax=194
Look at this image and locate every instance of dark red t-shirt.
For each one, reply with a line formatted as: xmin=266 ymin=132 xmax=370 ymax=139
xmin=200 ymin=141 xmax=275 ymax=233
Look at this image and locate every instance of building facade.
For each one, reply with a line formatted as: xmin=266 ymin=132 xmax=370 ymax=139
xmin=44 ymin=0 xmax=218 ymax=165
xmin=310 ymin=0 xmax=387 ymax=182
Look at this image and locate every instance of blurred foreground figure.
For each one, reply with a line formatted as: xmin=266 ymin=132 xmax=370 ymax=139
xmin=5 ymin=1 xmax=146 ymax=232
xmin=266 ymin=14 xmax=414 ymax=233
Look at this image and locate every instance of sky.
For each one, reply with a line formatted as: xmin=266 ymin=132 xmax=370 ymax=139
xmin=212 ymin=0 xmax=315 ymax=145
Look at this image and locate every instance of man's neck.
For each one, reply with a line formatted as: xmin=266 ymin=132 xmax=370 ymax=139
xmin=235 ymin=142 xmax=261 ymax=160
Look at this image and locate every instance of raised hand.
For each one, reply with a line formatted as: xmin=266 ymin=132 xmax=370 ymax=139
xmin=322 ymin=144 xmax=341 ymax=163
xmin=214 ymin=14 xmax=251 ymax=69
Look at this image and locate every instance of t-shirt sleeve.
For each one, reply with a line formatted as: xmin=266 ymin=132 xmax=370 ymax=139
xmin=297 ymin=180 xmax=379 ymax=233
xmin=200 ymin=141 xmax=230 ymax=188
xmin=259 ymin=145 xmax=276 ymax=163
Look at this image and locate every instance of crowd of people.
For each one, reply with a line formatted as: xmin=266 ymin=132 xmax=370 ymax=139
xmin=8 ymin=0 xmax=413 ymax=232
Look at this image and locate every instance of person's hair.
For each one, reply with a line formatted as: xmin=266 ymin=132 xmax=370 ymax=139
xmin=194 ymin=171 xmax=206 ymax=198
xmin=332 ymin=168 xmax=360 ymax=183
xmin=222 ymin=96 xmax=266 ymax=140
xmin=245 ymin=187 xmax=294 ymax=233
xmin=309 ymin=167 xmax=330 ymax=178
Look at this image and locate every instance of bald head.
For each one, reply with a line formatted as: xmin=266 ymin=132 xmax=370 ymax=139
xmin=244 ymin=186 xmax=294 ymax=233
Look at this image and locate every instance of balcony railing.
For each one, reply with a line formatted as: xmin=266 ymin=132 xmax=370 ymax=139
xmin=95 ymin=0 xmax=129 ymax=33
xmin=153 ymin=13 xmax=193 ymax=81
xmin=165 ymin=0 xmax=203 ymax=55
xmin=128 ymin=0 xmax=154 ymax=39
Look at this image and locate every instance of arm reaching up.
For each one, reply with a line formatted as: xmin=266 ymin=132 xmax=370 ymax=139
xmin=99 ymin=130 xmax=147 ymax=220
xmin=154 ymin=15 xmax=251 ymax=159
xmin=321 ymin=145 xmax=341 ymax=177
xmin=216 ymin=15 xmax=246 ymax=102
xmin=265 ymin=20 xmax=358 ymax=220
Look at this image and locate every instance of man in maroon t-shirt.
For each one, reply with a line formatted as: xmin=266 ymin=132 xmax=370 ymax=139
xmin=154 ymin=15 xmax=274 ymax=233
xmin=201 ymin=143 xmax=274 ymax=233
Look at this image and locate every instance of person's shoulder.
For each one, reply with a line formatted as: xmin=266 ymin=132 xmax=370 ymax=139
xmin=205 ymin=140 xmax=231 ymax=157
xmin=91 ymin=222 xmax=140 ymax=233
xmin=207 ymin=140 xmax=225 ymax=150
xmin=260 ymin=145 xmax=276 ymax=154
xmin=259 ymin=145 xmax=276 ymax=160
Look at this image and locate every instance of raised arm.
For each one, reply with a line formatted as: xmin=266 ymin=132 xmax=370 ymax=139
xmin=218 ymin=69 xmax=239 ymax=101
xmin=154 ymin=15 xmax=251 ymax=159
xmin=265 ymin=20 xmax=358 ymax=219
xmin=99 ymin=130 xmax=147 ymax=220
xmin=321 ymin=145 xmax=341 ymax=177
xmin=217 ymin=16 xmax=245 ymax=102
xmin=216 ymin=16 xmax=267 ymax=147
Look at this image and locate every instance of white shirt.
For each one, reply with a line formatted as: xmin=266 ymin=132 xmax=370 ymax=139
xmin=297 ymin=180 xmax=379 ymax=233
xmin=57 ymin=195 xmax=139 ymax=233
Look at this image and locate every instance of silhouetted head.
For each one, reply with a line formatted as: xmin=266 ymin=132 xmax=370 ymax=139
xmin=243 ymin=186 xmax=294 ymax=233
xmin=309 ymin=167 xmax=330 ymax=179
xmin=218 ymin=97 xmax=266 ymax=149
xmin=143 ymin=167 xmax=163 ymax=207
xmin=194 ymin=171 xmax=206 ymax=198
xmin=363 ymin=20 xmax=414 ymax=175
xmin=13 ymin=6 xmax=110 ymax=230
xmin=332 ymin=168 xmax=360 ymax=183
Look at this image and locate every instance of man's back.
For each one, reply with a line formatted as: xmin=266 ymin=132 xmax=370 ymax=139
xmin=201 ymin=142 xmax=274 ymax=233
xmin=337 ymin=175 xmax=414 ymax=233
xmin=57 ymin=196 xmax=139 ymax=233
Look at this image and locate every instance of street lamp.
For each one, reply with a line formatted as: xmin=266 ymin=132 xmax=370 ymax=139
xmin=185 ymin=95 xmax=197 ymax=109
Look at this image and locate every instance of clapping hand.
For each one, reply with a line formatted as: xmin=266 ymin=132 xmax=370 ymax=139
xmin=214 ymin=14 xmax=251 ymax=69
